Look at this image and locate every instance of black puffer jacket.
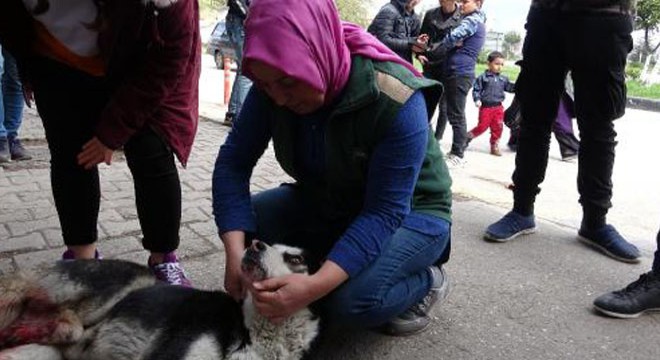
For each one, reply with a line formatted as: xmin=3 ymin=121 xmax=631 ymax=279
xmin=419 ymin=5 xmax=461 ymax=75
xmin=367 ymin=0 xmax=421 ymax=63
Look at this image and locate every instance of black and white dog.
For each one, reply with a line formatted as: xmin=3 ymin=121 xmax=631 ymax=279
xmin=0 ymin=241 xmax=319 ymax=360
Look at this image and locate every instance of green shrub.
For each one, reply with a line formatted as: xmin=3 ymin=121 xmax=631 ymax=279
xmin=626 ymin=62 xmax=643 ymax=81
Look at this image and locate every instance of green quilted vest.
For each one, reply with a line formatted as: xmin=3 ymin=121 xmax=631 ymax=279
xmin=269 ymin=56 xmax=452 ymax=222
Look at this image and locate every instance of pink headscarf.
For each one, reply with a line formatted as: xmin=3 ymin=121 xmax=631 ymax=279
xmin=243 ymin=0 xmax=421 ymax=105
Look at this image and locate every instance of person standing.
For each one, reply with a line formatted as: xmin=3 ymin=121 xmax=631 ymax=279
xmin=0 ymin=46 xmax=31 ymax=163
xmin=368 ymin=0 xmax=425 ymax=64
xmin=425 ymin=0 xmax=485 ymax=168
xmin=484 ymin=0 xmax=640 ymax=264
xmin=0 ymin=0 xmax=201 ymax=285
xmin=223 ymin=0 xmax=252 ymax=127
xmin=464 ymin=51 xmax=515 ymax=157
xmin=418 ymin=0 xmax=462 ymax=140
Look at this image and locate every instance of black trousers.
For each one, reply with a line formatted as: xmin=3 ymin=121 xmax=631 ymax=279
xmin=422 ymin=69 xmax=448 ymax=140
xmin=512 ymin=8 xmax=632 ymax=226
xmin=438 ymin=75 xmax=472 ymax=158
xmin=30 ymin=57 xmax=181 ymax=252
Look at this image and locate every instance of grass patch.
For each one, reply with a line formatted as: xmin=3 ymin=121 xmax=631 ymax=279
xmin=626 ymin=80 xmax=660 ymax=99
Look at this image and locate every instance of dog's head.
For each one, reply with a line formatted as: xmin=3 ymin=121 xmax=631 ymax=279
xmin=241 ymin=241 xmax=310 ymax=282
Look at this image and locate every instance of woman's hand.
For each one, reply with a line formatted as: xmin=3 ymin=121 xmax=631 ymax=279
xmin=221 ymin=231 xmax=248 ymax=301
xmin=250 ymin=273 xmax=320 ymax=323
xmin=250 ymin=260 xmax=348 ymax=323
xmin=77 ymin=137 xmax=113 ymax=169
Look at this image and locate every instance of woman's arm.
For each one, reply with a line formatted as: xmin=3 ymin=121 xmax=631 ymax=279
xmin=213 ymin=89 xmax=272 ymax=300
xmin=327 ymin=90 xmax=429 ymax=277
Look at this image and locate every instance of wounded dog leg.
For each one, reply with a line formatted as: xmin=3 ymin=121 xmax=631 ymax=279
xmin=0 ymin=279 xmax=83 ymax=349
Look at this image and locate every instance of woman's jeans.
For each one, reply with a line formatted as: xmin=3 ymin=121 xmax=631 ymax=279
xmin=226 ymin=13 xmax=252 ymax=116
xmin=29 ymin=57 xmax=181 ymax=252
xmin=251 ymin=185 xmax=451 ymax=328
xmin=0 ymin=48 xmax=25 ymax=139
xmin=512 ymin=7 xmax=632 ymax=223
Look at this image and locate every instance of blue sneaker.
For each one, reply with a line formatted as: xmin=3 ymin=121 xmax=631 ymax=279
xmin=578 ymin=225 xmax=641 ymax=263
xmin=485 ymin=211 xmax=536 ymax=242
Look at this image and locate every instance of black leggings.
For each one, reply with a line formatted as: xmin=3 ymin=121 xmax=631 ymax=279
xmin=30 ymin=57 xmax=181 ymax=253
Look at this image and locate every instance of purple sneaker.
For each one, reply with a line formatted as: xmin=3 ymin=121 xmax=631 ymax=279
xmin=61 ymin=249 xmax=103 ymax=261
xmin=150 ymin=252 xmax=192 ymax=287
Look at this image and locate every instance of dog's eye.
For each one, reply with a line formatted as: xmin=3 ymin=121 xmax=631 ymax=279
xmin=284 ymin=254 xmax=304 ymax=265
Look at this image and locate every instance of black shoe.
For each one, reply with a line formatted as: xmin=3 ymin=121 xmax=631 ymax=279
xmin=593 ymin=271 xmax=660 ymax=318
xmin=379 ymin=266 xmax=450 ymax=336
xmin=0 ymin=137 xmax=9 ymax=163
xmin=8 ymin=137 xmax=32 ymax=161
xmin=222 ymin=112 xmax=234 ymax=127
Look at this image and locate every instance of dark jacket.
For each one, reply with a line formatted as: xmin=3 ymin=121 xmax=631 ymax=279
xmin=472 ymin=70 xmax=515 ymax=106
xmin=0 ymin=0 xmax=201 ymax=166
xmin=532 ymin=0 xmax=634 ymax=12
xmin=227 ymin=0 xmax=250 ymax=20
xmin=420 ymin=5 xmax=462 ymax=74
xmin=367 ymin=0 xmax=421 ymax=63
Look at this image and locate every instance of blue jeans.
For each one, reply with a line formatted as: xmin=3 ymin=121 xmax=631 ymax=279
xmin=251 ymin=185 xmax=451 ymax=328
xmin=0 ymin=48 xmax=25 ymax=139
xmin=226 ymin=14 xmax=252 ymax=116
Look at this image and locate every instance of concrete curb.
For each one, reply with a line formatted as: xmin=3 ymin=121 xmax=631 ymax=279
xmin=627 ymin=96 xmax=660 ymax=112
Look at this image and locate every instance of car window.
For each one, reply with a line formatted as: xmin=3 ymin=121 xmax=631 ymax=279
xmin=212 ymin=22 xmax=226 ymax=37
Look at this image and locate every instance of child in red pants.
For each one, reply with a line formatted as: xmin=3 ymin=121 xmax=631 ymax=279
xmin=465 ymin=51 xmax=515 ymax=156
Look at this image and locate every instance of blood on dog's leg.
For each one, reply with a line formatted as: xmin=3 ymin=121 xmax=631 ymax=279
xmin=0 ymin=274 xmax=40 ymax=331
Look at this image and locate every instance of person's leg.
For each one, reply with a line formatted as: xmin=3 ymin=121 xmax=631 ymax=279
xmin=511 ymin=8 xmax=566 ymax=216
xmin=484 ymin=8 xmax=565 ymax=242
xmin=467 ymin=107 xmax=491 ymax=139
xmin=29 ymin=57 xmax=107 ymax=256
xmin=124 ymin=129 xmax=188 ymax=285
xmin=444 ymin=75 xmax=472 ymax=158
xmin=567 ymin=12 xmax=639 ymax=262
xmin=553 ymin=97 xmax=579 ymax=159
xmin=323 ymin=218 xmax=450 ymax=329
xmin=568 ymin=13 xmax=630 ymax=231
xmin=124 ymin=129 xmax=181 ymax=255
xmin=1 ymin=49 xmax=30 ymax=161
xmin=226 ymin=14 xmax=253 ymax=121
xmin=421 ymin=76 xmax=442 ymax=121
xmin=489 ymin=106 xmax=504 ymax=145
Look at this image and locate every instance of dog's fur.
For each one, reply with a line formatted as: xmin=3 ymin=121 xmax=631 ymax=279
xmin=0 ymin=242 xmax=319 ymax=360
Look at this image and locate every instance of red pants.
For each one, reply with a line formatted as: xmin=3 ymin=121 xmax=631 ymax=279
xmin=469 ymin=105 xmax=504 ymax=145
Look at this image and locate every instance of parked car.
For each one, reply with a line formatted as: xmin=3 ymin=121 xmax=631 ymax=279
xmin=206 ymin=21 xmax=236 ymax=69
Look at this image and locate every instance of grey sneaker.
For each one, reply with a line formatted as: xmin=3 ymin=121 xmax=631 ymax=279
xmin=9 ymin=137 xmax=32 ymax=161
xmin=380 ymin=266 xmax=450 ymax=336
xmin=0 ymin=137 xmax=9 ymax=163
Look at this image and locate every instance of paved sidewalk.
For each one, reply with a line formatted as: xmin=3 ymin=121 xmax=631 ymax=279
xmin=1 ymin=58 xmax=659 ymax=358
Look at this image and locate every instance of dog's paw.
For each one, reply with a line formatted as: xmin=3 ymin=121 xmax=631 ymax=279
xmin=48 ymin=310 xmax=83 ymax=344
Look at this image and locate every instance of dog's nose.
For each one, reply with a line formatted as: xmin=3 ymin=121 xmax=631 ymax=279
xmin=251 ymin=240 xmax=266 ymax=252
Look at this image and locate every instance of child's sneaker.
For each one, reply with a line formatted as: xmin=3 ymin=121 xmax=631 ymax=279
xmin=61 ymin=249 xmax=103 ymax=261
xmin=150 ymin=252 xmax=192 ymax=287
xmin=490 ymin=144 xmax=502 ymax=156
xmin=578 ymin=225 xmax=641 ymax=263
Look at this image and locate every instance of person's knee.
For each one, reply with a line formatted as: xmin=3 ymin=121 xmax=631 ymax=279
xmin=323 ymin=288 xmax=391 ymax=329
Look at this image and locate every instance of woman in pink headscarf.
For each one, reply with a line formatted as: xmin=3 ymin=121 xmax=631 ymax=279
xmin=212 ymin=0 xmax=453 ymax=336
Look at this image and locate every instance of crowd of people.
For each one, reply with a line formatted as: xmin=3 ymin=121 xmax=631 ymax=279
xmin=0 ymin=0 xmax=657 ymax=346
